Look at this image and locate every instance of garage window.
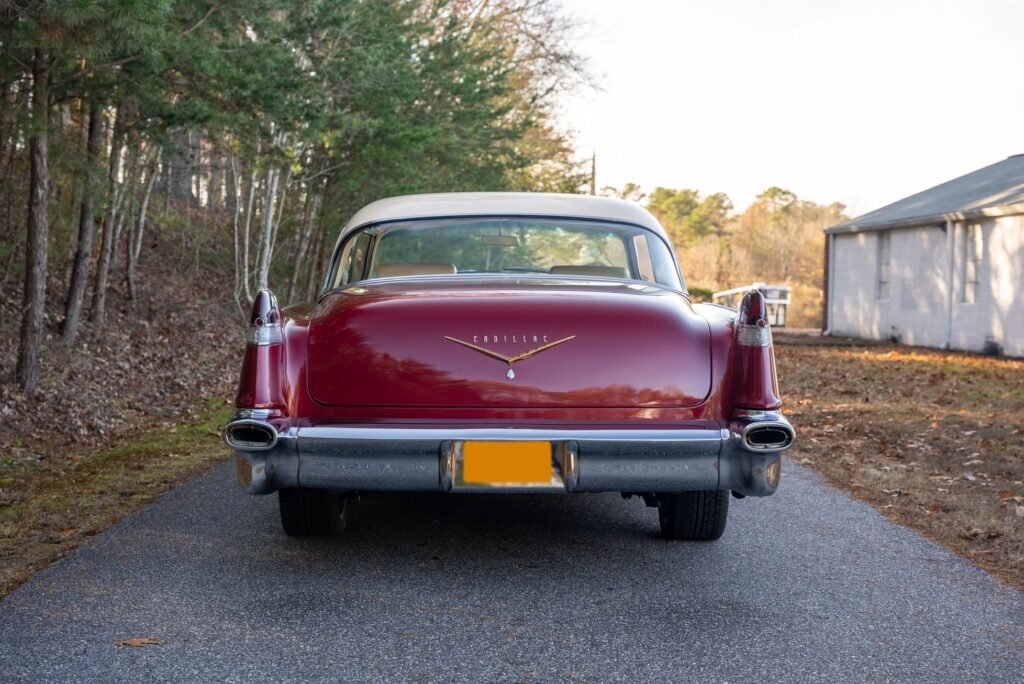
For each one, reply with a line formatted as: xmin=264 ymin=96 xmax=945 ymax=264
xmin=876 ymin=231 xmax=890 ymax=300
xmin=962 ymin=223 xmax=982 ymax=303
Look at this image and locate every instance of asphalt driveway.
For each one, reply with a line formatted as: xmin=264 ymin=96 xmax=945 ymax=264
xmin=1 ymin=459 xmax=1021 ymax=682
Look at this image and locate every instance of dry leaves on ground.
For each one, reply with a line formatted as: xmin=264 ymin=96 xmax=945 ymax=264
xmin=776 ymin=336 xmax=1024 ymax=589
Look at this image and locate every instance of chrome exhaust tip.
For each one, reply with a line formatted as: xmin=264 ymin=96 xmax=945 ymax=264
xmin=224 ymin=419 xmax=279 ymax=451
xmin=742 ymin=423 xmax=795 ymax=451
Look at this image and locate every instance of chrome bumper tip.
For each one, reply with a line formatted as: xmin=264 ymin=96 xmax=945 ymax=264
xmin=225 ymin=413 xmax=298 ymax=494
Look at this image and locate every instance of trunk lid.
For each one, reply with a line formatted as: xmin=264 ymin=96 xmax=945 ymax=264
xmin=307 ymin=279 xmax=711 ymax=408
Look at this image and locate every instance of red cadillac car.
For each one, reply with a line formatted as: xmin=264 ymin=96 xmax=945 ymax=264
xmin=224 ymin=193 xmax=794 ymax=540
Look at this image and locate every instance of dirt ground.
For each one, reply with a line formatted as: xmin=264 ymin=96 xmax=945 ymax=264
xmin=0 ymin=253 xmax=240 ymax=596
xmin=775 ymin=335 xmax=1024 ymax=589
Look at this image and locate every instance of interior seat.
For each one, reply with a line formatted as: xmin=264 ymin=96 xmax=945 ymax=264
xmin=549 ymin=264 xmax=627 ymax=278
xmin=376 ymin=263 xmax=457 ymax=277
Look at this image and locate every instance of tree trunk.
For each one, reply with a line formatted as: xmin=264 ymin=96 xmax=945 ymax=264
xmin=91 ymin=100 xmax=125 ymax=331
xmin=167 ymin=127 xmax=195 ymax=204
xmin=225 ymin=150 xmax=238 ymax=217
xmin=304 ymin=176 xmax=336 ymax=301
xmin=229 ymin=155 xmax=249 ymax=319
xmin=268 ymin=166 xmax=291 ymax=263
xmin=126 ymin=147 xmax=161 ymax=310
xmin=16 ymin=48 xmax=50 ymax=392
xmin=122 ymin=146 xmax=146 ymax=306
xmin=113 ymin=142 xmax=139 ymax=274
xmin=208 ymin=145 xmax=222 ymax=211
xmin=191 ymin=129 xmax=202 ymax=206
xmin=287 ymin=185 xmax=322 ymax=304
xmin=132 ymin=147 xmax=161 ymax=265
xmin=0 ymin=79 xmax=24 ymax=227
xmin=303 ymin=226 xmax=322 ymax=301
xmin=62 ymin=100 xmax=102 ymax=346
xmin=255 ymin=165 xmax=280 ymax=290
xmin=240 ymin=163 xmax=258 ymax=303
xmin=305 ymin=217 xmax=331 ymax=302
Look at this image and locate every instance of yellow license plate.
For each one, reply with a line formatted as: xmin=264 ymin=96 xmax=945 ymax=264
xmin=462 ymin=441 xmax=551 ymax=485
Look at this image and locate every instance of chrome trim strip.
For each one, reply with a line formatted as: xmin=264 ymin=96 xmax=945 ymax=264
xmin=234 ymin=408 xmax=279 ymax=421
xmin=246 ymin=324 xmax=283 ymax=346
xmin=293 ymin=426 xmax=724 ymax=442
xmin=736 ymin=324 xmax=772 ymax=347
xmin=732 ymin=409 xmax=782 ymax=420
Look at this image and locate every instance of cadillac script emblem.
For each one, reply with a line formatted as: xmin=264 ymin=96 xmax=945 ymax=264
xmin=444 ymin=334 xmax=576 ymax=380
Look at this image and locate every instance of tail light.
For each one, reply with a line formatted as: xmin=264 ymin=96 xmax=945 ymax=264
xmin=235 ymin=289 xmax=286 ymax=412
xmin=732 ymin=290 xmax=782 ymax=411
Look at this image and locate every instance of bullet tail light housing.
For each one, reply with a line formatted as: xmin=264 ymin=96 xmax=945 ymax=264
xmin=235 ymin=289 xmax=286 ymax=412
xmin=732 ymin=289 xmax=782 ymax=411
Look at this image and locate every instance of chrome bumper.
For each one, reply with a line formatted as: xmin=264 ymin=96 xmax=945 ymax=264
xmin=224 ymin=411 xmax=794 ymax=498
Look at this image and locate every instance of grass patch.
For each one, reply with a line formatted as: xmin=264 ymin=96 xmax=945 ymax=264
xmin=776 ymin=341 xmax=1024 ymax=589
xmin=0 ymin=397 xmax=234 ymax=598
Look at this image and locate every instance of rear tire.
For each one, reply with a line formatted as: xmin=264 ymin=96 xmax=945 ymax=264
xmin=657 ymin=490 xmax=729 ymax=541
xmin=278 ymin=488 xmax=350 ymax=537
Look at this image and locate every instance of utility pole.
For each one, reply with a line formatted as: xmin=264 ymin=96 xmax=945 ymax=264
xmin=589 ymin=151 xmax=596 ymax=195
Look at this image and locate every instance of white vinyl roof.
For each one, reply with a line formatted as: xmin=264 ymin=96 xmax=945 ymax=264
xmin=828 ymin=154 xmax=1024 ymax=233
xmin=340 ymin=192 xmax=669 ymax=241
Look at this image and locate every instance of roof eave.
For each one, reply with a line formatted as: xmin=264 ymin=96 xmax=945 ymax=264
xmin=825 ymin=201 xmax=1024 ymax=234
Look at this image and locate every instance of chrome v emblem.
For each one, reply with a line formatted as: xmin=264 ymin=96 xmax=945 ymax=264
xmin=443 ymin=335 xmax=576 ymax=380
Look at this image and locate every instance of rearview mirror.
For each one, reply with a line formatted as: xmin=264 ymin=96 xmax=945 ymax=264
xmin=481 ymin=234 xmax=520 ymax=247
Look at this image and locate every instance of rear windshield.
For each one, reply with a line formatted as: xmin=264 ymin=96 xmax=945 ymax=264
xmin=327 ymin=217 xmax=684 ymax=290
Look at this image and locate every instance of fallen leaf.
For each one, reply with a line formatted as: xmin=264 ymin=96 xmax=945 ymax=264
xmin=116 ymin=637 xmax=161 ymax=648
xmin=960 ymin=528 xmax=1002 ymax=541
xmin=963 ymin=472 xmax=976 ymax=481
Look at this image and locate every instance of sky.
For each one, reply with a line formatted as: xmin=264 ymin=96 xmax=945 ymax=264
xmin=555 ymin=0 xmax=1024 ymax=218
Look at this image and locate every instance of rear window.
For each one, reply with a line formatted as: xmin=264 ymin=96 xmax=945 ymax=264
xmin=329 ymin=217 xmax=683 ymax=290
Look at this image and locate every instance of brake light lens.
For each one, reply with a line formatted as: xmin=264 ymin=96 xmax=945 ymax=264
xmin=733 ymin=290 xmax=782 ymax=410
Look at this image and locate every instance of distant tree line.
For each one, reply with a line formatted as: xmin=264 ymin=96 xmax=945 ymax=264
xmin=0 ymin=0 xmax=588 ymax=392
xmin=605 ymin=184 xmax=848 ymax=327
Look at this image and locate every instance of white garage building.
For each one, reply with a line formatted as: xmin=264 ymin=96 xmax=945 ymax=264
xmin=824 ymin=155 xmax=1024 ymax=357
